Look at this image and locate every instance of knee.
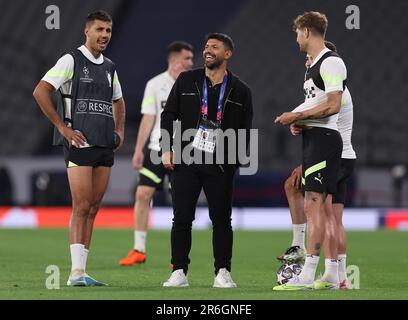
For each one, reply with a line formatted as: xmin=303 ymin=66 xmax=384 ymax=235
xmin=73 ymin=200 xmax=92 ymax=217
xmin=210 ymin=214 xmax=232 ymax=229
xmin=172 ymin=220 xmax=193 ymax=231
xmin=303 ymin=200 xmax=313 ymax=217
xmin=284 ymin=177 xmax=296 ymax=197
xmin=136 ymin=187 xmax=153 ymax=203
xmin=303 ymin=196 xmax=320 ymax=218
xmin=88 ymin=202 xmax=100 ymax=219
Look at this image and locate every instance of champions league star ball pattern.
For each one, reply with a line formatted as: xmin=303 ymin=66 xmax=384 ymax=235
xmin=276 ymin=263 xmax=303 ymax=285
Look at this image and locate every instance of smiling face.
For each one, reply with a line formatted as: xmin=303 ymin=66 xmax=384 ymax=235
xmin=85 ymin=19 xmax=112 ymax=54
xmin=203 ymin=38 xmax=231 ymax=70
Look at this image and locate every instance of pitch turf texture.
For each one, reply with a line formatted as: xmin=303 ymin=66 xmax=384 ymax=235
xmin=0 ymin=229 xmax=407 ymax=300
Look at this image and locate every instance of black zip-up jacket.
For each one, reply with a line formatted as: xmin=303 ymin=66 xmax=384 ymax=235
xmin=160 ymin=68 xmax=253 ymax=166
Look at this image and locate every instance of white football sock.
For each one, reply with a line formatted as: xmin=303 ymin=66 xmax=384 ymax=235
xmin=338 ymin=254 xmax=347 ymax=282
xmin=83 ymin=248 xmax=89 ymax=272
xmin=321 ymin=259 xmax=339 ymax=283
xmin=70 ymin=243 xmax=84 ymax=273
xmin=291 ymin=224 xmax=306 ymax=248
xmin=134 ymin=231 xmax=147 ymax=253
xmin=297 ymin=255 xmax=319 ymax=284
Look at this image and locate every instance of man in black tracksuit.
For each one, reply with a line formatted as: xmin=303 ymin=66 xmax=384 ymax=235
xmin=161 ymin=33 xmax=253 ymax=288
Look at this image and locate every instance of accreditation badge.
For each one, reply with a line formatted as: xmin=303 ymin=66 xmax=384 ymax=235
xmin=192 ymin=118 xmax=220 ymax=153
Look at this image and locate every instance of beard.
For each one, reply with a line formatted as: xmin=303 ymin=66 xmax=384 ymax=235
xmin=298 ymin=43 xmax=308 ymax=53
xmin=204 ymin=56 xmax=223 ymax=70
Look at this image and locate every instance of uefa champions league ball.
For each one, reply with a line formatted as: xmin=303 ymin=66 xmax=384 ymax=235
xmin=276 ymin=263 xmax=303 ymax=285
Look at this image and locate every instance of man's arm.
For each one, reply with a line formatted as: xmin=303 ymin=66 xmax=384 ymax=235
xmin=160 ymin=73 xmax=182 ymax=170
xmin=112 ymin=97 xmax=126 ymax=151
xmin=133 ymin=114 xmax=155 ymax=170
xmin=295 ymin=91 xmax=342 ymax=120
xmin=33 ymin=80 xmax=86 ymax=146
xmin=275 ymin=92 xmax=342 ymax=126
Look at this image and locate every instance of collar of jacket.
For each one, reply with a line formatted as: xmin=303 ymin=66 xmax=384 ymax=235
xmin=191 ymin=67 xmax=236 ymax=92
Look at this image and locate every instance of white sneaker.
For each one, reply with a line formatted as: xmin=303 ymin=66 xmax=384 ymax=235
xmin=213 ymin=268 xmax=237 ymax=288
xmin=163 ymin=269 xmax=189 ymax=287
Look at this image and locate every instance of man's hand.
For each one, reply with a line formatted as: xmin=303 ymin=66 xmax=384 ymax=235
xmin=290 ymin=124 xmax=303 ymax=136
xmin=60 ymin=127 xmax=87 ymax=147
xmin=291 ymin=165 xmax=303 ymax=190
xmin=162 ymin=151 xmax=174 ymax=171
xmin=274 ymin=112 xmax=301 ymax=126
xmin=114 ymin=130 xmax=124 ymax=152
xmin=132 ymin=150 xmax=144 ymax=170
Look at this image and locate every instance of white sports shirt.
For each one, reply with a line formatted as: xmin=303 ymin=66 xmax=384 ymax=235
xmin=292 ymin=48 xmax=347 ymax=131
xmin=141 ymin=71 xmax=175 ymax=151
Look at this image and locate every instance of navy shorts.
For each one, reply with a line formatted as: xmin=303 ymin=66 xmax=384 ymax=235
xmin=63 ymin=142 xmax=114 ymax=168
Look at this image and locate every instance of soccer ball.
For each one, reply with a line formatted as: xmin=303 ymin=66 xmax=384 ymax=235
xmin=276 ymin=263 xmax=303 ymax=285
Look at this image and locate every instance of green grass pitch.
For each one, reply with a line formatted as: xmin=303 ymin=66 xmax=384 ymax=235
xmin=0 ymin=229 xmax=407 ymax=300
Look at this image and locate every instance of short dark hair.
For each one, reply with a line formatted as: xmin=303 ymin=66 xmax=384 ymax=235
xmin=206 ymin=33 xmax=234 ymax=51
xmin=324 ymin=40 xmax=337 ymax=53
xmin=86 ymin=10 xmax=112 ymax=25
xmin=293 ymin=11 xmax=328 ymax=37
xmin=167 ymin=41 xmax=194 ymax=57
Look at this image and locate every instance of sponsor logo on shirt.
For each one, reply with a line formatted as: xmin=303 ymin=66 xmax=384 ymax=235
xmin=75 ymin=99 xmax=113 ymax=117
xmin=80 ymin=66 xmax=93 ymax=83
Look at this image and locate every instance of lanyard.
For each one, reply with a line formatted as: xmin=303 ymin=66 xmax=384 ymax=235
xmin=201 ymin=71 xmax=228 ymax=122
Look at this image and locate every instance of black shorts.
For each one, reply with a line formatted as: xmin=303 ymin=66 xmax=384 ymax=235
xmin=333 ymin=158 xmax=356 ymax=204
xmin=63 ymin=143 xmax=114 ymax=168
xmin=302 ymin=127 xmax=342 ymax=194
xmin=138 ymin=149 xmax=168 ymax=190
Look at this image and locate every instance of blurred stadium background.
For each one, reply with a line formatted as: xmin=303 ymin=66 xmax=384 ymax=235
xmin=0 ymin=0 xmax=407 ymax=231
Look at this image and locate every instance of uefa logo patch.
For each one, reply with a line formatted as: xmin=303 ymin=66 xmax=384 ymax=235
xmin=76 ymin=101 xmax=87 ymax=112
xmin=83 ymin=66 xmax=90 ymax=78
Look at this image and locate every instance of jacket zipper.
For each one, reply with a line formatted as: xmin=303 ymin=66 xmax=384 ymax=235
xmin=220 ymin=87 xmax=233 ymax=126
xmin=194 ymin=81 xmax=202 ymax=129
xmin=218 ymin=87 xmax=233 ymax=173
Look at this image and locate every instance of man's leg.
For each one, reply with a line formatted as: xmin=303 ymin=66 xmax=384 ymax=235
xmin=73 ymin=166 xmax=111 ymax=286
xmin=285 ymin=175 xmax=306 ymax=226
xmin=334 ymin=203 xmax=348 ymax=287
xmin=83 ymin=166 xmax=111 ymax=250
xmin=202 ymin=167 xmax=234 ymax=273
xmin=299 ymin=191 xmax=326 ymax=282
xmin=134 ymin=186 xmax=156 ymax=249
xmin=278 ymin=170 xmax=306 ymax=262
xmin=67 ymin=166 xmax=93 ymax=284
xmin=202 ymin=166 xmax=237 ymax=288
xmin=120 ymin=185 xmax=155 ymax=266
xmin=274 ymin=190 xmax=325 ymax=291
xmin=319 ymin=194 xmax=340 ymax=286
xmin=168 ymin=165 xmax=202 ymax=274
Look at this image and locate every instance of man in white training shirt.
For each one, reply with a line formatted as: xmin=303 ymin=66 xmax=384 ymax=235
xmin=277 ymin=41 xmax=357 ymax=290
xmin=33 ymin=10 xmax=125 ymax=286
xmin=274 ymin=11 xmax=347 ymax=290
xmin=119 ymin=41 xmax=193 ymax=266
